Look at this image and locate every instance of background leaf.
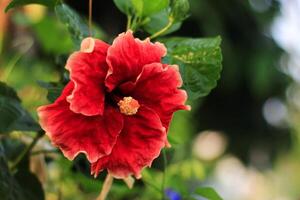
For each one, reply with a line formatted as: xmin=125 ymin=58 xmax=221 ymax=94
xmin=38 ymin=81 xmax=64 ymax=103
xmin=143 ymin=9 xmax=181 ymax=35
xmin=0 ymin=144 xmax=24 ymax=200
xmin=14 ymin=169 xmax=45 ymax=200
xmin=33 ymin=16 xmax=74 ymax=54
xmin=194 ymin=187 xmax=223 ymax=200
xmin=0 ymin=143 xmax=45 ymax=200
xmin=142 ymin=0 xmax=169 ymax=16
xmin=55 ymin=3 xmax=89 ymax=48
xmin=162 ymin=37 xmax=222 ymax=100
xmin=1 ymin=138 xmax=26 ymax=162
xmin=113 ymin=0 xmax=136 ymax=15
xmin=5 ymin=0 xmax=56 ymax=12
xmin=0 ymin=82 xmax=20 ymax=101
xmin=170 ymin=0 xmax=190 ymax=21
xmin=54 ymin=3 xmax=106 ymax=48
xmin=0 ymin=82 xmax=40 ymax=133
xmin=131 ymin=0 xmax=143 ymax=16
xmin=113 ymin=0 xmax=169 ymax=16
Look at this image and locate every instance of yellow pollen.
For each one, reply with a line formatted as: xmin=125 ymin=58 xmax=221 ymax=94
xmin=118 ymin=97 xmax=140 ymax=115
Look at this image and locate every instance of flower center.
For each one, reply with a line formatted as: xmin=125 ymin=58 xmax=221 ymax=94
xmin=118 ymin=97 xmax=140 ymax=115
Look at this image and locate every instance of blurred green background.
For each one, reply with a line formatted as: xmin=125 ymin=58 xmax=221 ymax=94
xmin=1 ymin=0 xmax=300 ymax=199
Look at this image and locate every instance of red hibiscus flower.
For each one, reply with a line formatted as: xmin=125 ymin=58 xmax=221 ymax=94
xmin=37 ymin=31 xmax=190 ymax=179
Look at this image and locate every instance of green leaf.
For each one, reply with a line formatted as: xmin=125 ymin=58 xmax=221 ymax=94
xmin=0 ymin=82 xmax=40 ymax=133
xmin=0 ymin=145 xmax=24 ymax=200
xmin=14 ymin=169 xmax=45 ymax=200
xmin=55 ymin=3 xmax=89 ymax=48
xmin=142 ymin=0 xmax=169 ymax=16
xmin=0 ymin=82 xmax=20 ymax=102
xmin=5 ymin=0 xmax=56 ymax=12
xmin=1 ymin=138 xmax=26 ymax=162
xmin=195 ymin=187 xmax=223 ymax=200
xmin=131 ymin=0 xmax=143 ymax=16
xmin=113 ymin=0 xmax=145 ymax=16
xmin=0 ymin=97 xmax=24 ymax=133
xmin=13 ymin=113 xmax=41 ymax=132
xmin=113 ymin=0 xmax=136 ymax=15
xmin=143 ymin=0 xmax=189 ymax=37
xmin=38 ymin=81 xmax=63 ymax=103
xmin=170 ymin=0 xmax=190 ymax=21
xmin=114 ymin=0 xmax=168 ymax=16
xmin=143 ymin=9 xmax=181 ymax=35
xmin=0 ymin=144 xmax=45 ymax=200
xmin=162 ymin=37 xmax=222 ymax=100
xmin=33 ymin=16 xmax=74 ymax=54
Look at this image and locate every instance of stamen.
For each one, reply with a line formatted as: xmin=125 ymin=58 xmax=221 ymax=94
xmin=118 ymin=97 xmax=140 ymax=115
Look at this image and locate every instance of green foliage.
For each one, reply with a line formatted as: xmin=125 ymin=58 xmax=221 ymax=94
xmin=0 ymin=82 xmax=40 ymax=133
xmin=113 ymin=0 xmax=169 ymax=16
xmin=5 ymin=0 xmax=56 ymax=12
xmin=33 ymin=16 xmax=74 ymax=54
xmin=54 ymin=3 xmax=107 ymax=49
xmin=170 ymin=0 xmax=190 ymax=21
xmin=194 ymin=187 xmax=223 ymax=200
xmin=143 ymin=9 xmax=182 ymax=35
xmin=143 ymin=0 xmax=190 ymax=37
xmin=55 ymin=3 xmax=90 ymax=48
xmin=113 ymin=0 xmax=183 ymax=36
xmin=1 ymin=138 xmax=26 ymax=162
xmin=113 ymin=0 xmax=135 ymax=15
xmin=38 ymin=81 xmax=63 ymax=103
xmin=142 ymin=0 xmax=169 ymax=16
xmin=162 ymin=37 xmax=222 ymax=99
xmin=14 ymin=169 xmax=45 ymax=200
xmin=0 ymin=145 xmax=23 ymax=200
xmin=0 ymin=82 xmax=20 ymax=99
xmin=0 ymin=143 xmax=44 ymax=200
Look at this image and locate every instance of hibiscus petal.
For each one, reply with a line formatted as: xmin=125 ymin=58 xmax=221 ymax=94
xmin=66 ymin=38 xmax=110 ymax=116
xmin=37 ymin=82 xmax=124 ymax=163
xmin=91 ymin=106 xmax=166 ymax=179
xmin=120 ymin=63 xmax=190 ymax=131
xmin=105 ymin=31 xmax=166 ymax=91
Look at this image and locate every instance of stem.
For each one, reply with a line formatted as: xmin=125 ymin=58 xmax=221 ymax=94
xmin=96 ymin=173 xmax=114 ymax=200
xmin=150 ymin=17 xmax=174 ymax=40
xmin=11 ymin=131 xmax=44 ymax=170
xmin=161 ymin=149 xmax=167 ymax=200
xmin=131 ymin=16 xmax=138 ymax=32
xmin=88 ymin=0 xmax=93 ymax=36
xmin=31 ymin=149 xmax=59 ymax=156
xmin=126 ymin=15 xmax=132 ymax=31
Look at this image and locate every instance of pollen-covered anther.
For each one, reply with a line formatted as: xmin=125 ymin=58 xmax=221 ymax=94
xmin=118 ymin=97 xmax=140 ymax=115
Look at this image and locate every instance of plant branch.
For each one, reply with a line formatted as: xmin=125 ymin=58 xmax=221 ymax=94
xmin=126 ymin=15 xmax=132 ymax=31
xmin=31 ymin=149 xmax=59 ymax=156
xmin=11 ymin=131 xmax=44 ymax=171
xmin=88 ymin=0 xmax=93 ymax=36
xmin=96 ymin=173 xmax=114 ymax=200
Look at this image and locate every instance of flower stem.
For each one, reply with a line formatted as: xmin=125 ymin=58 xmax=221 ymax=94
xmin=88 ymin=0 xmax=93 ymax=36
xmin=97 ymin=173 xmax=114 ymax=200
xmin=150 ymin=17 xmax=174 ymax=40
xmin=126 ymin=15 xmax=132 ymax=31
xmin=11 ymin=131 xmax=44 ymax=171
xmin=161 ymin=149 xmax=167 ymax=200
xmin=31 ymin=149 xmax=59 ymax=156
